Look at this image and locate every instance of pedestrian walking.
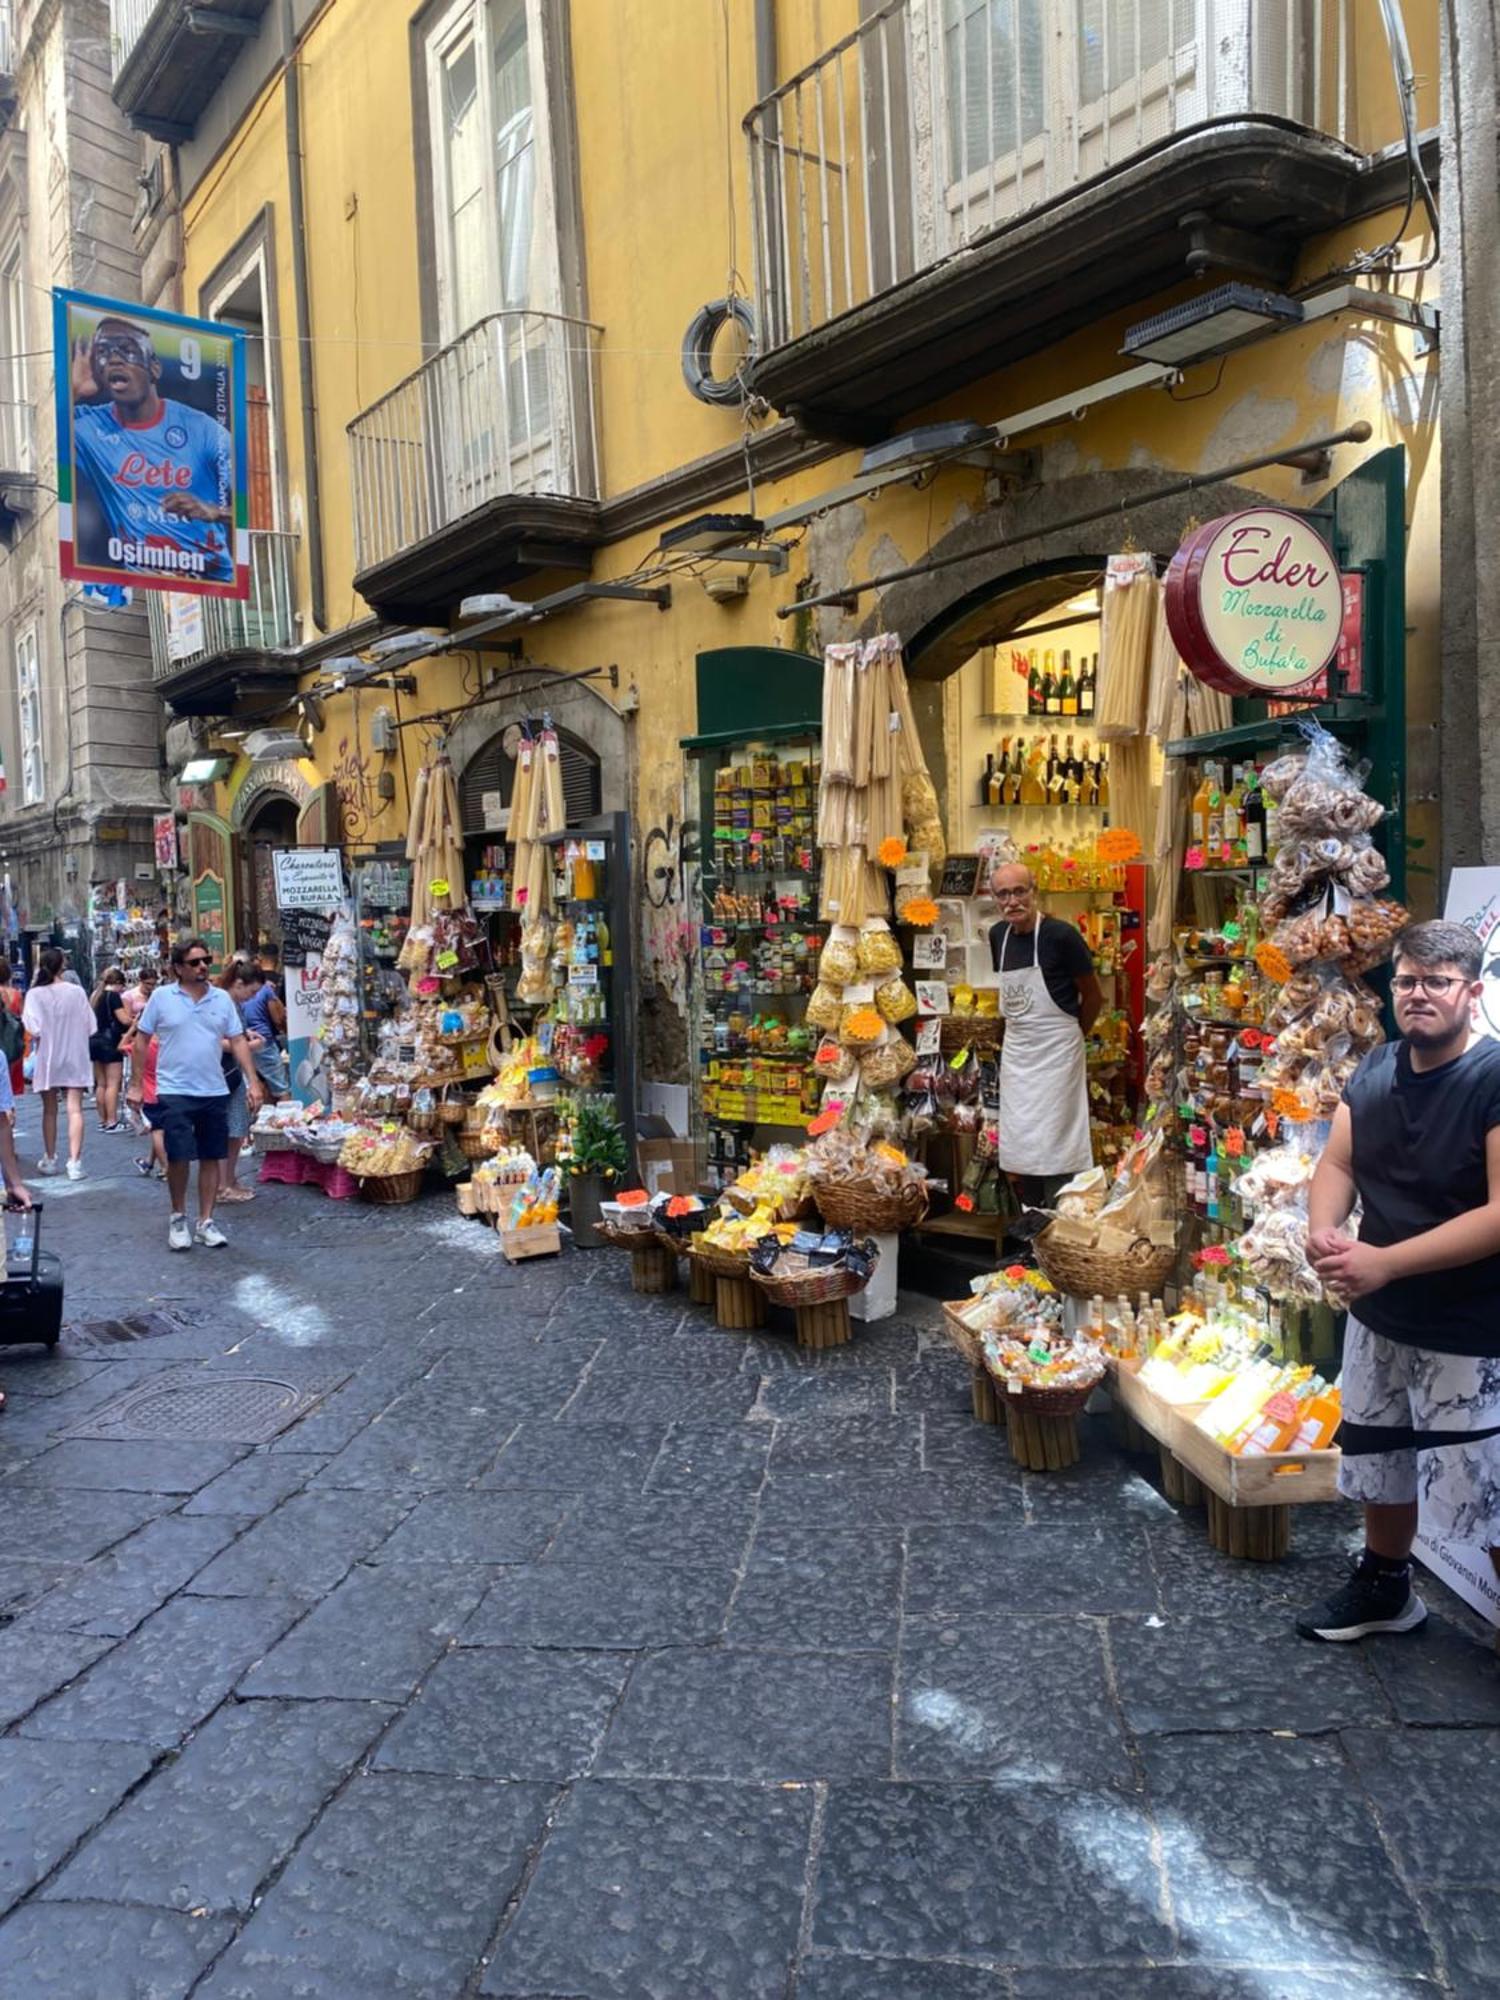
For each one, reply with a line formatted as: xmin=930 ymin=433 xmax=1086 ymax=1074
xmin=121 ymin=966 xmax=159 ymax=1134
xmin=88 ymin=966 xmax=131 ymax=1131
xmin=131 ymin=1029 xmax=166 ymax=1180
xmin=0 ymin=958 xmax=24 ymax=1105
xmin=22 ymin=947 xmax=92 ymax=1180
xmin=215 ymin=960 xmax=266 ymax=1202
xmin=240 ymin=962 xmax=289 ymax=1102
xmin=135 ymin=937 xmax=262 ymax=1250
xmin=1299 ymin=920 xmax=1500 ymax=1643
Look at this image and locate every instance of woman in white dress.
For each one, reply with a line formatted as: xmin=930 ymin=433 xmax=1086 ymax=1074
xmin=22 ymin=947 xmax=94 ymax=1179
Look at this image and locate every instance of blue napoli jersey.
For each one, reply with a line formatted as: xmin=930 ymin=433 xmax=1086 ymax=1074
xmin=74 ymin=397 xmax=234 ymax=583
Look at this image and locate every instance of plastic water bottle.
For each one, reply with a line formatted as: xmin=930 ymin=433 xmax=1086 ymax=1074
xmin=12 ymin=1220 xmax=32 ymax=1263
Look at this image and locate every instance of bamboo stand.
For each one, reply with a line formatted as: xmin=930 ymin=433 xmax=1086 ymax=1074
xmin=1114 ymin=1408 xmax=1152 ymax=1455
xmin=1206 ymin=1493 xmax=1290 ymax=1561
xmin=1004 ymin=1401 xmax=1081 ymax=1471
xmin=794 ymin=1297 xmax=851 ymax=1349
xmin=715 ymin=1273 xmax=765 ymax=1330
xmin=688 ymin=1259 xmax=715 ymax=1307
xmin=971 ymin=1368 xmax=999 ymax=1425
xmin=630 ymin=1241 xmax=677 ymax=1294
xmin=1159 ymin=1445 xmax=1204 ymax=1509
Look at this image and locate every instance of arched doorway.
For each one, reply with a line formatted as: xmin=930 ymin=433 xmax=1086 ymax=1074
xmin=240 ymin=793 xmax=300 ymax=952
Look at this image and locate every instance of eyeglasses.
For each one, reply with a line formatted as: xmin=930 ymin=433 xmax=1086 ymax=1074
xmin=181 ymin=956 xmax=211 ymax=968
xmin=93 ymin=336 xmax=150 ymax=365
xmin=1392 ymin=974 xmax=1467 ymax=996
xmin=992 ymin=888 xmax=1034 ymax=901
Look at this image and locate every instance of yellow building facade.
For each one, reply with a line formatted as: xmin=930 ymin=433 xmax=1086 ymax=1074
xmin=118 ymin=0 xmax=1440 ymax=1080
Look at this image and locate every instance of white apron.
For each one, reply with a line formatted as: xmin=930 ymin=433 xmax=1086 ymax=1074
xmin=995 ymin=921 xmax=1094 ymax=1178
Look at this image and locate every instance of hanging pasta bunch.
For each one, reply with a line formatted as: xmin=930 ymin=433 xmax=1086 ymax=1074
xmin=1095 ymin=552 xmax=1158 ymax=740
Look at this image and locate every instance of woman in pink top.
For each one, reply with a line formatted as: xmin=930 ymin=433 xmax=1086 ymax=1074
xmin=22 ymin=947 xmax=93 ymax=1179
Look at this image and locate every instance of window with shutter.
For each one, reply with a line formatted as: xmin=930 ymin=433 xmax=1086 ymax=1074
xmin=459 ymin=722 xmax=600 ymax=833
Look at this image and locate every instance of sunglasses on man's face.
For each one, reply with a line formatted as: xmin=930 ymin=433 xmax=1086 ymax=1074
xmin=182 ymin=956 xmax=211 ymax=968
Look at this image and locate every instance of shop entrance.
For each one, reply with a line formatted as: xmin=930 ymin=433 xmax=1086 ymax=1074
xmin=240 ymin=794 xmax=299 ymax=953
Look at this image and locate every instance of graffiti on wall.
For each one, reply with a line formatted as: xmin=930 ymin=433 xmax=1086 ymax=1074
xmin=639 ymin=802 xmax=699 ymax=1013
xmin=330 ymin=735 xmax=372 ymax=844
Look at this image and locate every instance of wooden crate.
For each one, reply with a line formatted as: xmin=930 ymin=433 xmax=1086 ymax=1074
xmin=939 ymin=1300 xmax=983 ymax=1370
xmin=1169 ymin=1405 xmax=1339 ymax=1510
xmin=1109 ymin=1361 xmax=1197 ymax=1449
xmin=498 ymin=1222 xmax=561 ymax=1263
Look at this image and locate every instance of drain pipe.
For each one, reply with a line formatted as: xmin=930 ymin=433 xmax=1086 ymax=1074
xmin=283 ymin=0 xmax=327 ymax=633
xmin=752 ymin=0 xmax=780 ymax=341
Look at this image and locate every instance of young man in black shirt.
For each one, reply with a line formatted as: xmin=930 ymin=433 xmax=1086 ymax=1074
xmin=1298 ymin=920 xmax=1500 ymax=1642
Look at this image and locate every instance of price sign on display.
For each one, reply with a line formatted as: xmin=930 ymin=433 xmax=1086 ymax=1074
xmin=912 ymin=934 xmax=948 ymax=971
xmin=1165 ymin=507 xmax=1344 ymax=697
xmin=1255 ymin=941 xmax=1294 ymax=983
xmin=915 ymin=1019 xmax=942 ymax=1057
xmin=1097 ymin=827 xmax=1142 ymax=863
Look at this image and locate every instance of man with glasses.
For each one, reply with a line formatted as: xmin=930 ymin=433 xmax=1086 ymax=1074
xmin=135 ymin=938 xmax=263 ymax=1252
xmin=988 ymin=860 xmax=1102 ymax=1210
xmin=1298 ymin=920 xmax=1500 ymax=1643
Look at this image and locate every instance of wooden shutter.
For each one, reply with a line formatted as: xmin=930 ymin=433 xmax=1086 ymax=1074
xmin=247 ymin=387 xmax=274 ymax=532
xmin=186 ymin=811 xmax=237 ymax=966
xmin=296 ymin=782 xmax=342 ymax=849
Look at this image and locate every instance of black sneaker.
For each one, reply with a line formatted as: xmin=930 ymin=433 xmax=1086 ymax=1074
xmin=1296 ymin=1556 xmax=1428 ymax=1643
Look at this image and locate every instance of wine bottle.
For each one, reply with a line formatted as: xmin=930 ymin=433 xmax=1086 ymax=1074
xmin=987 ymin=747 xmax=1004 ymax=808
xmin=1079 ymin=652 xmax=1096 ymax=718
xmin=1244 ymin=769 xmax=1267 ymax=862
xmin=1006 ymin=736 xmax=1025 ymax=806
xmin=1095 ymin=744 xmax=1110 ymax=809
xmin=1062 ymin=732 xmax=1078 ymax=804
xmin=1045 ymin=733 xmax=1063 ymax=804
xmin=981 ymin=752 xmax=996 ymax=806
xmin=1060 ymin=650 xmax=1078 ymax=717
xmin=1043 ymin=651 xmax=1060 ymax=717
xmin=1027 ymin=652 xmax=1043 ymax=716
xmin=1080 ymin=739 xmax=1098 ymax=807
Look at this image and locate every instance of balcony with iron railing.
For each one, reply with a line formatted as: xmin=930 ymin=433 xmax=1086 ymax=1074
xmin=110 ymin=0 xmax=272 ymax=141
xmin=147 ymin=528 xmax=300 ymax=715
xmin=348 ymin=309 xmax=604 ymax=626
xmin=745 ymin=0 xmax=1377 ymax=436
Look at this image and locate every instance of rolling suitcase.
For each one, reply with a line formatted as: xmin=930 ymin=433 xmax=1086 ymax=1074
xmin=0 ymin=1201 xmax=62 ymax=1347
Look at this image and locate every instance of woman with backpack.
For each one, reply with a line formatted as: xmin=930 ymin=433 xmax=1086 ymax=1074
xmin=22 ymin=948 xmax=93 ymax=1179
xmin=88 ymin=967 xmax=132 ymax=1132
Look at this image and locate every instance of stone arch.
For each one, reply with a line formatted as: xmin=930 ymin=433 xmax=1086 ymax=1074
xmin=444 ymin=672 xmax=628 ymax=815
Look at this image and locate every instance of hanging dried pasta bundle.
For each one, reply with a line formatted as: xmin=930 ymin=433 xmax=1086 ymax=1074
xmin=1108 ymin=736 xmax=1155 ymax=847
xmin=821 ymin=641 xmax=859 ymax=782
xmin=1146 ymin=590 xmax=1186 ymax=743
xmin=1095 ymin=553 xmax=1158 ymax=740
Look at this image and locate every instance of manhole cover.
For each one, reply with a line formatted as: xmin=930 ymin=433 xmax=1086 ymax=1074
xmin=63 ymin=1311 xmax=197 ymax=1350
xmin=64 ymin=1371 xmax=337 ymax=1445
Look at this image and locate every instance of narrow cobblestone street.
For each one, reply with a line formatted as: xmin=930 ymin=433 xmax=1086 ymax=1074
xmin=1 ymin=1101 xmax=1498 ymax=1998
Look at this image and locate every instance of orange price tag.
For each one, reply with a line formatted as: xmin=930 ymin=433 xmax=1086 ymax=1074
xmin=954 ymin=1193 xmax=975 ymax=1212
xmin=807 ymin=1108 xmax=840 ymax=1137
xmin=1225 ymin=1126 xmax=1246 ymax=1158
xmin=1096 ymin=827 xmax=1143 ymax=863
xmin=1272 ymin=1087 xmax=1309 ymax=1122
xmin=617 ymin=1188 xmax=649 ymax=1207
xmin=1255 ymin=942 xmax=1294 ymax=983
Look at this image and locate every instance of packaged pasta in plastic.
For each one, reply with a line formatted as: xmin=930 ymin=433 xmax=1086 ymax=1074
xmin=875 ymin=975 xmax=917 ymax=1024
xmin=855 ymin=920 xmax=903 ymax=977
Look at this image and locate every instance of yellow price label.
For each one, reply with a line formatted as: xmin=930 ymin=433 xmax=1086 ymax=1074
xmin=429 ymin=878 xmax=450 ymax=898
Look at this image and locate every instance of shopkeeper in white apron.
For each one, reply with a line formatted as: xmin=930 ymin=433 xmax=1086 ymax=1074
xmin=988 ymin=861 xmax=1102 ymax=1208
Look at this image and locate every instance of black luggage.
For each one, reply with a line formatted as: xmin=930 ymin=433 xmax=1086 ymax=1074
xmin=0 ymin=1201 xmax=62 ymax=1347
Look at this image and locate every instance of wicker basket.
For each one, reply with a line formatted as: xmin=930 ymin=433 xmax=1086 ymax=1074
xmin=940 ymin=1015 xmax=1003 ymax=1054
xmin=750 ymin=1257 xmax=872 ymax=1310
xmin=457 ymin=1130 xmax=496 ymax=1163
xmin=591 ymin=1215 xmax=658 ymax=1250
xmin=439 ymin=1097 xmax=469 ymax=1128
xmin=359 ymin=1169 xmax=425 ymax=1205
xmin=994 ymin=1376 xmax=1101 ymax=1419
xmin=688 ymin=1239 xmax=755 ymax=1279
xmin=940 ymin=1299 xmax=984 ymax=1369
xmin=811 ymin=1179 xmax=930 ymax=1234
xmin=1033 ymin=1224 xmax=1176 ymax=1301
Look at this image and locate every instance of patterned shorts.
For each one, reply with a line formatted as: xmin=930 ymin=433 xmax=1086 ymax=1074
xmin=1337 ymin=1315 xmax=1500 ymax=1542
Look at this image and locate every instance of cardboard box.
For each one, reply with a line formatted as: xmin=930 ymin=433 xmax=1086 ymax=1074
xmin=637 ymin=1138 xmax=699 ymax=1199
xmin=1414 ymin=1530 xmax=1500 ymax=1628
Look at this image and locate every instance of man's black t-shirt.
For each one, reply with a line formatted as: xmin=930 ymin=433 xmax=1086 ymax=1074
xmin=988 ymin=914 xmax=1095 ymax=1018
xmin=1343 ymin=1037 xmax=1500 ymax=1355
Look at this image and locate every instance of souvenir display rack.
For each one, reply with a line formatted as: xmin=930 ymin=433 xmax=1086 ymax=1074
xmin=541 ymin=814 xmax=638 ymax=1184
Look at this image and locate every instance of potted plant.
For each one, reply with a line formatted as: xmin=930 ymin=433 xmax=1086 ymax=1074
xmin=566 ymin=1099 xmax=628 ymax=1248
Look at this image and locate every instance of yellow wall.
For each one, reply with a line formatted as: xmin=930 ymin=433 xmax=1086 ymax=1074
xmin=178 ymin=0 xmax=1442 ymax=924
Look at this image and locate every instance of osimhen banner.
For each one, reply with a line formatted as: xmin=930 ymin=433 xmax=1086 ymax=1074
xmin=53 ymin=289 xmax=248 ymax=600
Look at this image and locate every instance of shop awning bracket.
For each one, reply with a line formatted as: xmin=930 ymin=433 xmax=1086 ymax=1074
xmin=777 ymin=421 xmax=1375 ymax=618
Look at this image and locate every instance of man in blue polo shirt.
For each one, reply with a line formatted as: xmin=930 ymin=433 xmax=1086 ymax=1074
xmin=137 ymin=937 xmax=262 ymax=1252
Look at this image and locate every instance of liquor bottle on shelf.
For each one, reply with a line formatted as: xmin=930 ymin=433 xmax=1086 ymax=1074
xmin=1205 ymin=761 xmax=1225 ymax=866
xmin=1020 ymin=738 xmax=1048 ymax=805
xmin=1044 ymin=733 xmax=1062 ymax=804
xmin=1061 ymin=733 xmax=1079 ymax=804
xmin=1190 ymin=763 xmax=1213 ymax=853
xmin=1095 ymin=744 xmax=1110 ymax=809
xmin=1079 ymin=652 xmax=1096 ymax=718
xmin=1006 ymin=737 xmax=1024 ymax=806
xmin=981 ymin=752 xmax=996 ymax=806
xmin=1060 ymin=650 xmax=1078 ymax=717
xmin=1079 ymin=740 xmax=1098 ymax=807
xmin=1043 ymin=651 xmax=1060 ymax=717
xmin=1027 ymin=652 xmax=1044 ymax=716
xmin=1244 ymin=768 xmax=1267 ymax=863
xmin=988 ymin=749 xmax=1005 ymax=808
xmin=1222 ymin=765 xmax=1244 ymax=858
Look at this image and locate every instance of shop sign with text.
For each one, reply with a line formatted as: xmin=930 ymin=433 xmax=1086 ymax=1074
xmin=1165 ymin=508 xmax=1343 ymax=697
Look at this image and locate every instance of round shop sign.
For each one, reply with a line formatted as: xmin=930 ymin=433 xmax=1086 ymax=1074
xmin=1164 ymin=507 xmax=1343 ymax=697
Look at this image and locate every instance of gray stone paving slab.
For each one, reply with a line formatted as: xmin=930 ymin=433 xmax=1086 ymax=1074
xmin=812 ymin=1781 xmax=1172 ymax=1965
xmin=188 ymin=1488 xmax=411 ymax=1599
xmin=18 ymin=1511 xmax=243 ymax=1637
xmin=310 ymin=1402 xmax=520 ymax=1489
xmin=0 ymin=1623 xmax=115 ymax=1729
xmin=197 ymin=1772 xmax=551 ymax=2000
xmin=1010 ymin=1974 xmax=1434 ymax=1999
xmin=1341 ymin=1725 xmax=1500 ymax=1884
xmin=728 ymin=1524 xmax=903 ymax=1651
xmin=182 ymin=1449 xmax=331 ymax=1515
xmin=479 ymin=1416 xmax=665 ymax=1491
xmin=0 ymin=1483 xmax=174 ymax=1561
xmin=482 ymin=1778 xmax=813 ymax=1999
xmin=559 ymin=1367 xmax=761 ymax=1424
xmin=464 ymin=1560 xmax=738 ymax=1648
xmin=238 ymin=1562 xmax=491 ymax=1701
xmin=1142 ymin=1734 xmax=1436 ymax=1977
xmin=1020 ymin=1454 xmax=1184 ymax=1525
xmin=758 ymin=1367 xmax=896 ymax=1418
xmin=18 ymin=1592 xmax=302 ymax=1747
xmin=756 ymin=1468 xmax=1026 ymax=1528
xmin=905 ymin=1522 xmax=1160 ymax=1618
xmin=0 ymin=1356 xmax=108 ymax=1398
xmin=0 ymin=1900 xmax=234 ymax=1996
xmin=545 ymin=1491 xmax=759 ymax=1567
xmin=599 ymin=1646 xmax=893 ymax=1779
xmin=897 ymin=1615 xmax=1135 ymax=1786
xmin=374 ymin=1646 xmax=628 ymax=1779
xmin=640 ymin=1419 xmax=774 ymax=1496
xmin=0 ymin=1556 xmax=81 ymax=1617
xmin=0 ymin=1736 xmax=156 ymax=1918
xmin=1108 ymin=1605 xmax=1389 ymax=1735
xmin=1364 ymin=1613 xmax=1500 ymax=1725
xmin=1418 ymin=1888 xmax=1500 ymax=2000
xmin=768 ymin=1412 xmax=923 ymax=1473
xmin=9 ymin=1436 xmax=249 ymax=1492
xmin=46 ymin=1697 xmax=393 ymax=1916
xmin=798 ymin=1958 xmax=1009 ymax=1999
xmin=375 ymin=1488 xmax=571 ymax=1565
